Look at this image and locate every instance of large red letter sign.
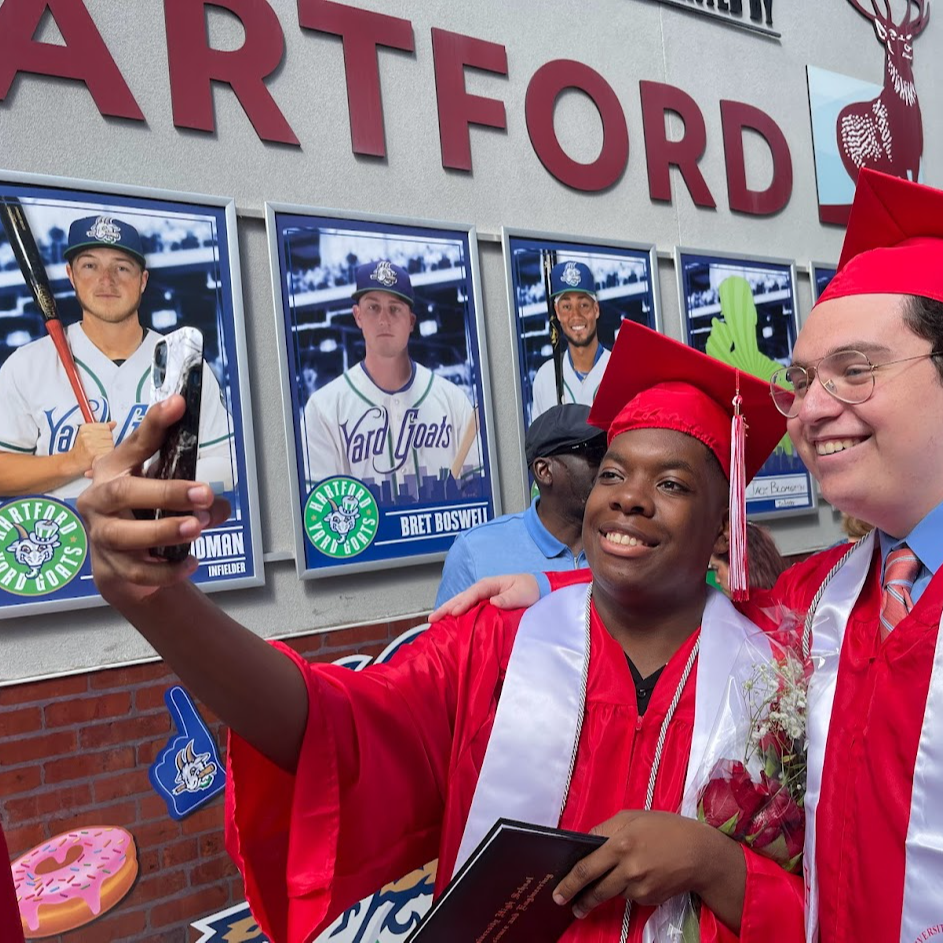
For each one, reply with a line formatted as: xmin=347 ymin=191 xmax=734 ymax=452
xmin=525 ymin=60 xmax=628 ymax=192
xmin=165 ymin=0 xmax=298 ymax=145
xmin=299 ymin=0 xmax=414 ymax=158
xmin=431 ymin=29 xmax=508 ymax=172
xmin=639 ymin=80 xmax=715 ymax=208
xmin=0 ymin=0 xmax=143 ymax=120
xmin=720 ymin=100 xmax=792 ymax=215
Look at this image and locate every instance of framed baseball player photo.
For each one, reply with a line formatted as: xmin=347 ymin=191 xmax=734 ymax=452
xmin=0 ymin=170 xmax=262 ymax=618
xmin=501 ymin=228 xmax=661 ymax=500
xmin=810 ymin=262 xmax=838 ymax=304
xmin=266 ymin=204 xmax=499 ymax=578
xmin=675 ymin=247 xmax=817 ymax=517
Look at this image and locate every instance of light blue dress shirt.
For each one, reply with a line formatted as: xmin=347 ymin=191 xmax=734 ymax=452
xmin=434 ymin=500 xmax=588 ymax=607
xmin=878 ymin=497 xmax=943 ymax=604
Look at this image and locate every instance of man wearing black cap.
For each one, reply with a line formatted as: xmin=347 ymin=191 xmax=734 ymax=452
xmin=434 ymin=404 xmax=602 ymax=606
xmin=303 ymin=259 xmax=479 ymax=504
xmin=0 ymin=214 xmax=233 ymax=500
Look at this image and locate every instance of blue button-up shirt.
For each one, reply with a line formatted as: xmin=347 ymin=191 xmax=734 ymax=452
xmin=434 ymin=501 xmax=588 ymax=608
xmin=878 ymin=497 xmax=943 ymax=603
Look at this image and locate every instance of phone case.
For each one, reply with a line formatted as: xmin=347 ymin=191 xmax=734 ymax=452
xmin=149 ymin=327 xmax=204 ymax=562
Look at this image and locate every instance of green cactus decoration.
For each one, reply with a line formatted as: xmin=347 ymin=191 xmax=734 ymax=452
xmin=705 ymin=276 xmax=794 ymax=456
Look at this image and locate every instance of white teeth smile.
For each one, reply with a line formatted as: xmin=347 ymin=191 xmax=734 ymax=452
xmin=815 ymin=438 xmax=863 ymax=456
xmin=604 ymin=532 xmax=653 ymax=547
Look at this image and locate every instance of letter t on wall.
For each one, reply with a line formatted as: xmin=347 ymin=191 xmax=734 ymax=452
xmin=431 ymin=28 xmax=508 ymax=172
xmin=298 ymin=0 xmax=415 ymax=158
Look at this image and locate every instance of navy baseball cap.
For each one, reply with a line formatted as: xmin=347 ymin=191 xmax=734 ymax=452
xmin=352 ymin=260 xmax=414 ymax=307
xmin=64 ymin=216 xmax=147 ymax=267
xmin=550 ymin=261 xmax=596 ymax=298
xmin=525 ymin=404 xmax=607 ymax=466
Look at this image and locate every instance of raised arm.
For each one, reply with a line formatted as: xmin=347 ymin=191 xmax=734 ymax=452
xmin=77 ymin=396 xmax=308 ymax=772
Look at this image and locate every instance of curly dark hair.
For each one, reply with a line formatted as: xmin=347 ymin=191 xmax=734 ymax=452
xmin=903 ymin=295 xmax=943 ymax=383
xmin=713 ymin=522 xmax=788 ymax=592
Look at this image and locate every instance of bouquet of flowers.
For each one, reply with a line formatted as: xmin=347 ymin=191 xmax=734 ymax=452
xmin=647 ymin=609 xmax=809 ymax=942
xmin=696 ymin=648 xmax=807 ymax=873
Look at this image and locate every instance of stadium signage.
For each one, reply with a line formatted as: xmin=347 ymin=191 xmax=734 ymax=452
xmin=0 ymin=0 xmax=792 ymax=215
xmin=642 ymin=0 xmax=779 ymax=38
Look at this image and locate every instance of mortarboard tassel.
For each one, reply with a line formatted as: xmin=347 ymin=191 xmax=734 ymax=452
xmin=728 ymin=372 xmax=749 ymax=601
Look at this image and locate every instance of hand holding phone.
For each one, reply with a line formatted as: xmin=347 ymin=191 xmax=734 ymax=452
xmin=149 ymin=327 xmax=203 ymax=562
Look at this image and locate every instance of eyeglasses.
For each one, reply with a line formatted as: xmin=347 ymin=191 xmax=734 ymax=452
xmin=549 ymin=439 xmax=608 ymax=463
xmin=769 ymin=349 xmax=943 ymax=418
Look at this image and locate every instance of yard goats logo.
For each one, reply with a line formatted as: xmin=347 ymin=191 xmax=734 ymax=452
xmin=561 ymin=261 xmax=583 ymax=287
xmin=0 ymin=498 xmax=87 ymax=596
xmin=173 ymin=740 xmax=218 ymax=795
xmin=86 ymin=215 xmax=123 ymax=244
xmin=370 ymin=260 xmax=399 ymax=288
xmin=305 ymin=477 xmax=379 ymax=559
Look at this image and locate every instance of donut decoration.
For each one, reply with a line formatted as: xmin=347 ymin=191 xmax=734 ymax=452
xmin=12 ymin=826 xmax=138 ymax=939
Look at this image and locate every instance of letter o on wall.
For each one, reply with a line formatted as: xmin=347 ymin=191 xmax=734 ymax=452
xmin=525 ymin=60 xmax=628 ymax=192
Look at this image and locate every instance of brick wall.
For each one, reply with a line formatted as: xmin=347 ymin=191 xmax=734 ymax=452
xmin=0 ymin=616 xmax=425 ymax=943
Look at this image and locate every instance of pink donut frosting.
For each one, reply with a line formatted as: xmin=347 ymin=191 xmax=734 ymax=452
xmin=12 ymin=827 xmax=135 ymax=932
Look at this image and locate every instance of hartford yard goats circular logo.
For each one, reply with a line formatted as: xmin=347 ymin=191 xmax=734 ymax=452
xmin=305 ymin=477 xmax=379 ymax=559
xmin=0 ymin=498 xmax=87 ymax=596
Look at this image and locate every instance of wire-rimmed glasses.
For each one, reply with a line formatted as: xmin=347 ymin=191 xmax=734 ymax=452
xmin=769 ymin=349 xmax=943 ymax=418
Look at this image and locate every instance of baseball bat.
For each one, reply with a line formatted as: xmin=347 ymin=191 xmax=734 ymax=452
xmin=0 ymin=198 xmax=95 ymax=423
xmin=450 ymin=407 xmax=480 ymax=479
xmin=541 ymin=248 xmax=564 ymax=406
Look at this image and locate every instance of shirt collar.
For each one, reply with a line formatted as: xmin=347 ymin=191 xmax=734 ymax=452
xmin=566 ymin=343 xmax=607 ymax=378
xmin=524 ymin=500 xmax=572 ymax=559
xmin=878 ymin=495 xmax=943 ymax=577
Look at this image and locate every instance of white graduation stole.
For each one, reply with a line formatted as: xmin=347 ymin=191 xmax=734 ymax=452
xmin=453 ymin=583 xmax=764 ymax=880
xmin=803 ymin=530 xmax=943 ymax=942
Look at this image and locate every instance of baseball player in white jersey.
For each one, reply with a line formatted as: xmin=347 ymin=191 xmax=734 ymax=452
xmin=302 ymin=260 xmax=480 ymax=503
xmin=531 ymin=260 xmax=611 ymax=420
xmin=0 ymin=215 xmax=235 ymax=501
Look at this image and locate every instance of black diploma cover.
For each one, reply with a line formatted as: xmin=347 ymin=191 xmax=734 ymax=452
xmin=406 ymin=819 xmax=606 ymax=943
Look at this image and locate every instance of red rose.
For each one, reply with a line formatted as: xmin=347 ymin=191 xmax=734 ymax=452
xmin=699 ymin=777 xmax=744 ymax=835
xmin=699 ymin=762 xmax=766 ymax=838
xmin=729 ymin=762 xmax=769 ymax=821
xmin=746 ymin=783 xmax=804 ymax=852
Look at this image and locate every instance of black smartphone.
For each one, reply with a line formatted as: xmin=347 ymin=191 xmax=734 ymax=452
xmin=149 ymin=327 xmax=203 ymax=562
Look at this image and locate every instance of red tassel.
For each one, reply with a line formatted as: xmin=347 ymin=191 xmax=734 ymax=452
xmin=728 ymin=372 xmax=749 ymax=601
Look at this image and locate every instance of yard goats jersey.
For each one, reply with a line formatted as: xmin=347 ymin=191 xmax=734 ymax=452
xmin=303 ymin=361 xmax=480 ymax=504
xmin=531 ymin=346 xmax=611 ymax=420
xmin=0 ymin=322 xmax=236 ymax=500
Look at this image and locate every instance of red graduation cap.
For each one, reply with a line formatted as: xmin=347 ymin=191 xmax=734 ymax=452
xmin=819 ymin=168 xmax=943 ymax=306
xmin=588 ymin=321 xmax=786 ymax=599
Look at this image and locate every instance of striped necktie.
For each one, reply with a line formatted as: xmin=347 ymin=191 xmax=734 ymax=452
xmin=880 ymin=545 xmax=921 ymax=640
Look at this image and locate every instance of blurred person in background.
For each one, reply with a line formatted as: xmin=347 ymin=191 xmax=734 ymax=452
xmin=709 ymin=522 xmax=787 ymax=596
xmin=434 ymin=404 xmax=603 ymax=606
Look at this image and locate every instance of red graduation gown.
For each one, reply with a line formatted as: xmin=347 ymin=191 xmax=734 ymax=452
xmin=757 ymin=545 xmax=943 ymax=943
xmin=1 ymin=821 xmax=26 ymax=943
xmin=226 ymin=601 xmax=803 ymax=943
